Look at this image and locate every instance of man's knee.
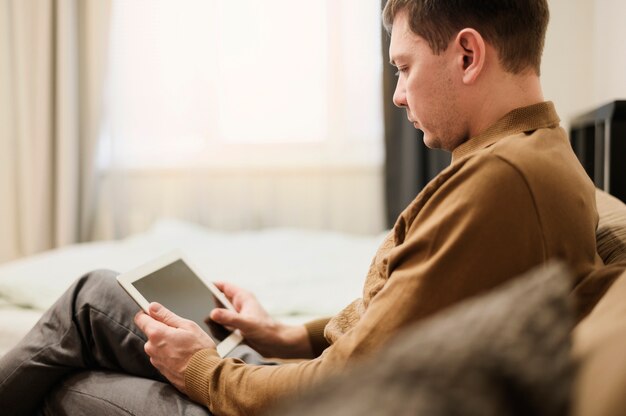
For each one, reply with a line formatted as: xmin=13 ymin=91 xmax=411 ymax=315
xmin=76 ymin=268 xmax=119 ymax=293
xmin=73 ymin=269 xmax=127 ymax=311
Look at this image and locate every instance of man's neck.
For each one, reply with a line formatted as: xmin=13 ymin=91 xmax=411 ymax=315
xmin=468 ymin=72 xmax=545 ymax=139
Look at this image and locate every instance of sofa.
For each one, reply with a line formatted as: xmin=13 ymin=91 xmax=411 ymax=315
xmin=573 ymin=189 xmax=626 ymax=416
xmin=271 ymin=188 xmax=626 ymax=416
xmin=19 ymin=190 xmax=626 ymax=415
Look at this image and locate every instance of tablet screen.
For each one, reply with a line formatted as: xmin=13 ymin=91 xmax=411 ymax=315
xmin=131 ymin=259 xmax=231 ymax=342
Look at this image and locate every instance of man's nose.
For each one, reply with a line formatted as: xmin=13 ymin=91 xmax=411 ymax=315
xmin=392 ymin=80 xmax=406 ymax=108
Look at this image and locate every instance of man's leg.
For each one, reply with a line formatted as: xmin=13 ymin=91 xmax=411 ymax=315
xmin=0 ymin=269 xmax=163 ymax=414
xmin=36 ymin=342 xmax=274 ymax=416
xmin=40 ymin=371 xmax=212 ymax=416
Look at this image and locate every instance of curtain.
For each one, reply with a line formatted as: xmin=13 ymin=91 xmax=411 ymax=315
xmin=0 ymin=0 xmax=111 ymax=263
xmin=380 ymin=4 xmax=451 ymax=228
xmin=90 ymin=0 xmax=386 ymax=239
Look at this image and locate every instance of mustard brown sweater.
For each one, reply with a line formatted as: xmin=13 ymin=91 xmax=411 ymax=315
xmin=185 ymin=102 xmax=601 ymax=415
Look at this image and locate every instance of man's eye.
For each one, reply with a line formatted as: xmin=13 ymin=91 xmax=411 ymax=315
xmin=395 ymin=68 xmax=407 ymax=76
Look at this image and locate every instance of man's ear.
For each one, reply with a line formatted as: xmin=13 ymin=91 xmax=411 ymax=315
xmin=453 ymin=28 xmax=486 ymax=85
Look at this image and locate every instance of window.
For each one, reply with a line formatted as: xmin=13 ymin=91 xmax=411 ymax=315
xmin=99 ymin=0 xmax=384 ymax=169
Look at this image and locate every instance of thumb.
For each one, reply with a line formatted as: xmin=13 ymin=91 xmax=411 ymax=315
xmin=149 ymin=302 xmax=186 ymax=328
xmin=211 ymin=308 xmax=254 ymax=333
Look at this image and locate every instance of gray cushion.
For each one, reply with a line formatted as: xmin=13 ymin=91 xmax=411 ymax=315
xmin=271 ymin=262 xmax=575 ymax=416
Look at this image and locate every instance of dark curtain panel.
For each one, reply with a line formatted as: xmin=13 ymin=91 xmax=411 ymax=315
xmin=380 ymin=9 xmax=451 ymax=228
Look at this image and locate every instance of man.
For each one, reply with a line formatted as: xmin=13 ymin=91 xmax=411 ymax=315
xmin=0 ymin=1 xmax=602 ymax=415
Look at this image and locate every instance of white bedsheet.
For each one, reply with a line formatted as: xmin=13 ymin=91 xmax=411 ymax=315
xmin=0 ymin=219 xmax=387 ymax=356
xmin=0 ymin=300 xmax=42 ymax=357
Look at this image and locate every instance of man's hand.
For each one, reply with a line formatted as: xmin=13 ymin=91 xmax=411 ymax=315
xmin=134 ymin=302 xmax=216 ymax=394
xmin=211 ymin=282 xmax=314 ymax=359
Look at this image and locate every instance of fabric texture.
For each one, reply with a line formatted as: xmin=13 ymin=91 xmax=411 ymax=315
xmin=0 ymin=269 xmax=163 ymax=414
xmin=271 ymin=262 xmax=575 ymax=416
xmin=304 ymin=318 xmax=331 ymax=357
xmin=184 ymin=102 xmax=602 ymax=415
xmin=0 ymin=270 xmax=268 ymax=415
xmin=0 ymin=0 xmax=110 ymax=263
xmin=41 ymin=371 xmax=211 ymax=416
xmin=570 ymin=189 xmax=626 ymax=320
xmin=573 ymin=268 xmax=626 ymax=416
xmin=570 ymin=262 xmax=626 ymax=322
xmin=595 ymin=188 xmax=626 ymax=264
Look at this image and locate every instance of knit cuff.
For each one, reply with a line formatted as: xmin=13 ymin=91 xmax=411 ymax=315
xmin=184 ymin=348 xmax=221 ymax=407
xmin=304 ymin=318 xmax=331 ymax=357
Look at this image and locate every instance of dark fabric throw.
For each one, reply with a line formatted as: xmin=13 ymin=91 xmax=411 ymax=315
xmin=270 ymin=262 xmax=575 ymax=416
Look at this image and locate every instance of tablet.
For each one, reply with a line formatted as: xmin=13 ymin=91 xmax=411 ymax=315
xmin=117 ymin=250 xmax=243 ymax=357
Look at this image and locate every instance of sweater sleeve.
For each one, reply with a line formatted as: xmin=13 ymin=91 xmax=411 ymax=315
xmin=304 ymin=318 xmax=331 ymax=357
xmin=184 ymin=155 xmax=550 ymax=415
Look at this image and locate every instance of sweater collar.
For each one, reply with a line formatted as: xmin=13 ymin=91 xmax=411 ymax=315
xmin=451 ymin=101 xmax=560 ymax=162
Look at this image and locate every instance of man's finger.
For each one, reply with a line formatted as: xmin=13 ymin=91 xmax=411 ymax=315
xmin=148 ymin=302 xmax=187 ymax=328
xmin=214 ymin=281 xmax=239 ymax=299
xmin=134 ymin=310 xmax=151 ymax=332
xmin=134 ymin=311 xmax=167 ymax=338
xmin=210 ymin=308 xmax=253 ymax=332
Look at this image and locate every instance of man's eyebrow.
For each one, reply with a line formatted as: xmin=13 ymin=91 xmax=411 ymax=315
xmin=389 ymin=53 xmax=408 ymax=67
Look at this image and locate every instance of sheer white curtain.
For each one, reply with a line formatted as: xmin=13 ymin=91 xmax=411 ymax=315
xmin=94 ymin=0 xmax=385 ymax=238
xmin=0 ymin=0 xmax=111 ymax=263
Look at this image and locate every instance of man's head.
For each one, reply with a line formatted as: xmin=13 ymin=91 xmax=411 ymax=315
xmin=383 ymin=0 xmax=549 ymax=75
xmin=384 ymin=0 xmax=549 ymax=151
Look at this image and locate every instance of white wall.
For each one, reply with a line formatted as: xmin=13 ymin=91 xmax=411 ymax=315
xmin=593 ymin=0 xmax=626 ymax=105
xmin=542 ymin=0 xmax=626 ymax=128
xmin=542 ymin=0 xmax=595 ymax=128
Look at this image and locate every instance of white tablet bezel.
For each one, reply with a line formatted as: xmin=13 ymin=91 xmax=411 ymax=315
xmin=117 ymin=249 xmax=243 ymax=357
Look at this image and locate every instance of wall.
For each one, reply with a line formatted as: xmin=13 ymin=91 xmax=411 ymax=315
xmin=542 ymin=0 xmax=626 ymax=128
xmin=542 ymin=0 xmax=595 ymax=128
xmin=593 ymin=1 xmax=626 ymax=105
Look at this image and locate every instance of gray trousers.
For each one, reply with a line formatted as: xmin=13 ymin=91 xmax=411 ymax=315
xmin=0 ymin=270 xmax=270 ymax=415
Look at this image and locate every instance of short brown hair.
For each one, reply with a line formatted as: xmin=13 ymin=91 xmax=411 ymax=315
xmin=382 ymin=0 xmax=549 ymax=75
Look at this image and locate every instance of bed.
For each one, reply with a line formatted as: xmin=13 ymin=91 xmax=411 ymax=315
xmin=0 ymin=219 xmax=387 ymax=357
